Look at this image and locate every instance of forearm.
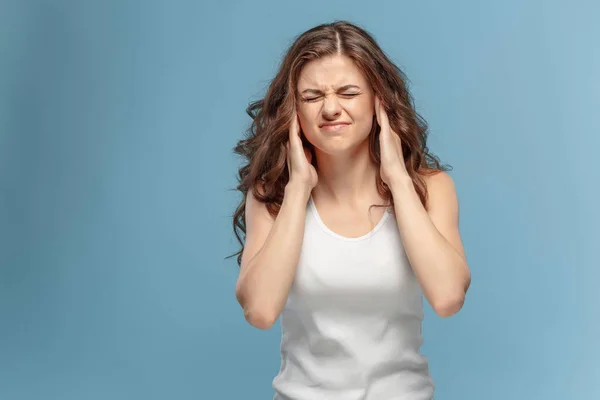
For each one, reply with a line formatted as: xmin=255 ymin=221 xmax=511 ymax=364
xmin=390 ymin=177 xmax=469 ymax=315
xmin=237 ymin=183 xmax=311 ymax=327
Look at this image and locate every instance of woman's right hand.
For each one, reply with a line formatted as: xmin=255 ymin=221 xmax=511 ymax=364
xmin=286 ymin=111 xmax=318 ymax=190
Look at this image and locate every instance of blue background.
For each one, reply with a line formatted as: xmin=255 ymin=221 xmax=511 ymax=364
xmin=1 ymin=0 xmax=598 ymax=399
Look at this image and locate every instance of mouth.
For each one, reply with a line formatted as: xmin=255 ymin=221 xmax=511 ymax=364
xmin=319 ymin=122 xmax=351 ymax=132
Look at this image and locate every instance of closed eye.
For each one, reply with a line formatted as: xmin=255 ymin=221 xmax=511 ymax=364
xmin=301 ymin=93 xmax=360 ymax=102
xmin=302 ymin=96 xmax=322 ymax=102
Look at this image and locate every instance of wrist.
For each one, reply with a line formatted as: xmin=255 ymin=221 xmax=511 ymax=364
xmin=285 ymin=181 xmax=313 ymax=200
xmin=389 ymin=175 xmax=416 ymax=198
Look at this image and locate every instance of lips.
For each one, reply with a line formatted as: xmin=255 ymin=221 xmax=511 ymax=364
xmin=319 ymin=122 xmax=351 ymax=133
xmin=319 ymin=122 xmax=350 ymax=128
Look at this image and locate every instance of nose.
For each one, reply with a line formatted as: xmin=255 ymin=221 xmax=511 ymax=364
xmin=321 ymin=94 xmax=342 ymax=120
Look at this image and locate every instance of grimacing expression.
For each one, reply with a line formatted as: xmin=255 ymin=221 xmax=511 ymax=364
xmin=296 ymin=55 xmax=376 ymax=155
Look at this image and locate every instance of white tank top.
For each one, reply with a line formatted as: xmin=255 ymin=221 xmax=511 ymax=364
xmin=272 ymin=196 xmax=434 ymax=400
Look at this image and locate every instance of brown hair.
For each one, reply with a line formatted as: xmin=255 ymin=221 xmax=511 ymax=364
xmin=229 ymin=20 xmax=450 ymax=265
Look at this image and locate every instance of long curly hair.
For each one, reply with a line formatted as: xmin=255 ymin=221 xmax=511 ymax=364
xmin=229 ymin=21 xmax=450 ymax=266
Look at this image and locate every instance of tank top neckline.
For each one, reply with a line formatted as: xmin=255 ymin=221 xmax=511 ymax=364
xmin=308 ymin=195 xmax=392 ymax=242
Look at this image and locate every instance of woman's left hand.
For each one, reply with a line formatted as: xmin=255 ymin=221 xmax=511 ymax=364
xmin=375 ymin=97 xmax=410 ymax=188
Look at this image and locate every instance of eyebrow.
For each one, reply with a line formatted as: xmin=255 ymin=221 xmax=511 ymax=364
xmin=300 ymin=85 xmax=361 ymax=95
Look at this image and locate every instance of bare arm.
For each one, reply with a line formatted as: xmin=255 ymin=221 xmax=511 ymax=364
xmin=390 ymin=171 xmax=471 ymax=317
xmin=374 ymin=97 xmax=470 ymax=318
xmin=235 ymin=183 xmax=311 ymax=329
xmin=235 ymin=111 xmax=317 ymax=330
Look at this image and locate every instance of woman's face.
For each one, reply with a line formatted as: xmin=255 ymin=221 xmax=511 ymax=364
xmin=296 ymin=54 xmax=376 ymax=156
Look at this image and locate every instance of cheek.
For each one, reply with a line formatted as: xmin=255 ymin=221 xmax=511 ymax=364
xmin=297 ymin=105 xmax=321 ymax=135
xmin=347 ymin=104 xmax=375 ymax=140
xmin=348 ymin=100 xmax=375 ymax=126
xmin=298 ymin=104 xmax=318 ymax=121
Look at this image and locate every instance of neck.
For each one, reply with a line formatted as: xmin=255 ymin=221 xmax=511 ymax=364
xmin=312 ymin=139 xmax=380 ymax=205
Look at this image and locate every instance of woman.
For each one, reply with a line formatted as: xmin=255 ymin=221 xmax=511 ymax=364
xmin=231 ymin=21 xmax=471 ymax=400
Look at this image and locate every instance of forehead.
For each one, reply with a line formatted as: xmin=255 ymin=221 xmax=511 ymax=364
xmin=297 ymin=55 xmax=367 ymax=89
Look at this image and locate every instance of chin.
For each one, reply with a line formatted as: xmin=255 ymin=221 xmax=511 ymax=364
xmin=312 ymin=135 xmax=369 ymax=157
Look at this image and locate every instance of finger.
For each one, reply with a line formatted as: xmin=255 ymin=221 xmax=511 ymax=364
xmin=379 ymin=100 xmax=389 ymax=130
xmin=303 ymin=147 xmax=312 ymax=164
xmin=379 ymin=112 xmax=393 ymax=151
xmin=290 ymin=116 xmax=304 ymax=158
xmin=391 ymin=132 xmax=402 ymax=157
xmin=286 ymin=141 xmax=291 ymax=171
xmin=289 ymin=111 xmax=300 ymax=143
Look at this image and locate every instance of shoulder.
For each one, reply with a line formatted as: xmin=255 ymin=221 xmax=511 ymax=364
xmin=419 ymin=169 xmax=459 ymax=213
xmin=240 ymin=183 xmax=276 ymax=269
xmin=420 ymin=169 xmax=456 ymax=197
xmin=245 ymin=182 xmax=275 ymax=221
